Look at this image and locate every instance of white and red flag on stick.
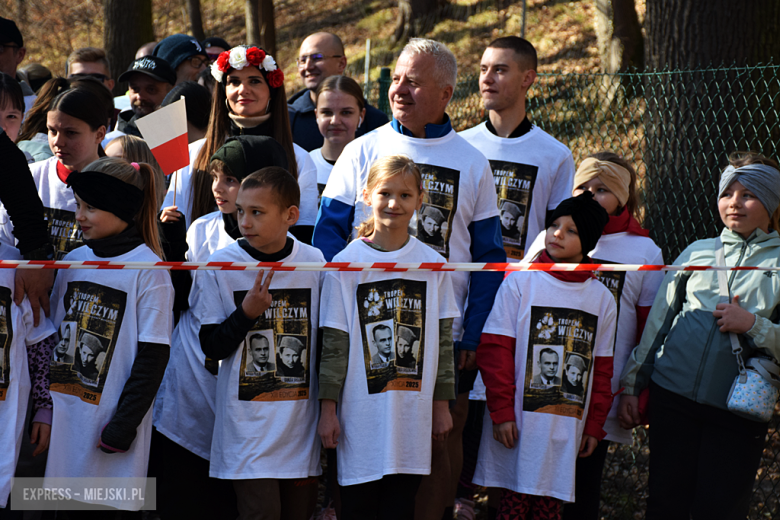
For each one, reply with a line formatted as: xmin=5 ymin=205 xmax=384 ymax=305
xmin=136 ymin=98 xmax=189 ymax=175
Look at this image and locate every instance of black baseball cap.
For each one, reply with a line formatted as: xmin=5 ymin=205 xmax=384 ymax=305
xmin=0 ymin=17 xmax=23 ymax=47
xmin=118 ymin=55 xmax=176 ymax=85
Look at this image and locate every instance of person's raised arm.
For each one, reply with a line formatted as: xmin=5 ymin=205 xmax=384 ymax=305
xmin=1 ymin=129 xmax=54 ymax=325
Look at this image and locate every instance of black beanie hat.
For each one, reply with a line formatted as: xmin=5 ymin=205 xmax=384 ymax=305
xmin=545 ymin=191 xmax=609 ymax=255
xmin=210 ymin=136 xmax=289 ymax=181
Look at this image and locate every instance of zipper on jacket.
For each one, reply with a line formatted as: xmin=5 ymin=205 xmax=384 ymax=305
xmin=691 ymin=239 xmax=748 ymax=401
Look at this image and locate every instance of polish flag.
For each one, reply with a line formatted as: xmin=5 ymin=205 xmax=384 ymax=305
xmin=136 ymin=98 xmax=189 ymax=175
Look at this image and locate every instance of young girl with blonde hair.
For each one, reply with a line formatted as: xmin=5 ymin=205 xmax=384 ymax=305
xmin=318 ymin=155 xmax=459 ymax=519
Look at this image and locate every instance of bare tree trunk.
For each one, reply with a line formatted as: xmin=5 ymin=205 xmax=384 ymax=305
xmin=188 ymin=0 xmax=206 ymax=41
xmin=392 ymin=0 xmax=442 ymax=45
xmin=594 ymin=0 xmax=642 ymax=73
xmin=246 ymin=0 xmax=276 ymax=56
xmin=16 ymin=0 xmax=26 ymax=24
xmin=642 ymin=0 xmax=780 ymax=259
xmin=104 ymin=0 xmax=154 ymax=96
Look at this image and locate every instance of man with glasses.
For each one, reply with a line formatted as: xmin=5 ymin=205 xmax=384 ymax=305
xmin=153 ymin=34 xmax=209 ymax=85
xmin=288 ymin=32 xmax=388 ymax=151
xmin=0 ymin=17 xmax=36 ymax=113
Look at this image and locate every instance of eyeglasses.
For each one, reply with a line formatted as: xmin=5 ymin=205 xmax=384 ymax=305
xmin=0 ymin=43 xmax=20 ymax=53
xmin=296 ymin=54 xmax=343 ymax=67
xmin=187 ymin=56 xmax=208 ymax=69
xmin=68 ymin=73 xmax=110 ymax=82
xmin=207 ymin=53 xmax=222 ymax=62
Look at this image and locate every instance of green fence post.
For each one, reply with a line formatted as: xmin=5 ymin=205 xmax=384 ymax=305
xmin=378 ymin=67 xmax=391 ymax=117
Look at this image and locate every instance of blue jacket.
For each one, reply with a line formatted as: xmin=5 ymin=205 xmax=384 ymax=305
xmin=287 ymin=88 xmax=389 ymax=152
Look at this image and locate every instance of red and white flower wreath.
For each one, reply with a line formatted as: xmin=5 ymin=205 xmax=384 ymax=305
xmin=211 ymin=45 xmax=285 ymax=88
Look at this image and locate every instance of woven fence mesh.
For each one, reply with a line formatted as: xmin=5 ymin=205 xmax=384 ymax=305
xmin=365 ymin=63 xmax=780 ymax=519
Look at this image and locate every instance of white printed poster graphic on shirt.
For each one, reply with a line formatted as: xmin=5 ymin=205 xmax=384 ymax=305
xmin=357 ymin=279 xmax=426 ymax=394
xmin=235 ymin=289 xmax=311 ymax=401
xmin=44 ymin=207 xmax=83 ymax=260
xmin=523 ymin=306 xmax=598 ymax=419
xmin=490 ymin=160 xmax=538 ymax=260
xmin=0 ymin=288 xmax=14 ymax=401
xmin=409 ymin=164 xmax=459 ymax=258
xmin=49 ymin=282 xmax=127 ymax=405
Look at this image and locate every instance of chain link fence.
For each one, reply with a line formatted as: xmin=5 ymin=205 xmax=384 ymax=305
xmin=366 ymin=63 xmax=780 ymax=519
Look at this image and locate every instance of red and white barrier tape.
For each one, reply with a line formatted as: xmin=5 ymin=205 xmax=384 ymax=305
xmin=0 ymin=260 xmax=778 ymax=272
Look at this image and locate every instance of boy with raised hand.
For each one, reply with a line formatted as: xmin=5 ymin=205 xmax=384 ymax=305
xmin=198 ymin=168 xmax=325 ymax=520
xmin=475 ymin=192 xmax=616 ymax=519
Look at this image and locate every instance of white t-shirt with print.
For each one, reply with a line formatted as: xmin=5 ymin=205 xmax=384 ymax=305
xmin=153 ymin=211 xmax=236 ymax=459
xmin=522 ymin=230 xmax=664 ymax=443
xmin=459 ymin=123 xmax=574 ymax=261
xmin=0 ymin=156 xmax=83 ymax=259
xmin=322 ymin=123 xmax=499 ymax=341
xmin=163 ymin=139 xmax=320 ymax=228
xmin=473 ymin=271 xmax=617 ymax=503
xmin=0 ymin=245 xmax=56 ymax=508
xmin=44 ymin=244 xmax=173 ymax=511
xmin=320 ymin=237 xmax=460 ymax=486
xmin=310 ymin=147 xmax=334 ymax=198
xmin=199 ymin=239 xmax=324 ymax=479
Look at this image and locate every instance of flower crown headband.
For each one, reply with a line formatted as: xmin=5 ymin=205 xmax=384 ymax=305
xmin=211 ymin=45 xmax=285 ymax=88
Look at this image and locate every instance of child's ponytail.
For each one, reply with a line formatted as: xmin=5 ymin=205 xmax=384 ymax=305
xmin=357 ymin=216 xmax=376 ymax=238
xmin=134 ymin=162 xmax=164 ymax=259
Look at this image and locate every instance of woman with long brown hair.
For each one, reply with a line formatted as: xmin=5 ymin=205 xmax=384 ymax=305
xmin=162 ymin=45 xmax=318 ymax=242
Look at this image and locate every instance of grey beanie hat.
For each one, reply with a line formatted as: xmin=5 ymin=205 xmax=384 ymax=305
xmin=719 ymin=164 xmax=780 ymax=217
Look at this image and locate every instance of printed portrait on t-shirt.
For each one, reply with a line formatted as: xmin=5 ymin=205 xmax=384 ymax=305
xmin=44 ymin=207 xmax=84 ymax=260
xmin=408 ymin=164 xmax=459 ymax=258
xmin=49 ymin=282 xmax=127 ymax=405
xmin=52 ymin=321 xmax=76 ymax=365
xmin=395 ymin=324 xmax=421 ymax=375
xmin=523 ymin=306 xmax=598 ymax=419
xmin=0 ymin=287 xmax=11 ymax=397
xmin=490 ymin=160 xmax=538 ymax=260
xmin=367 ymin=320 xmax=395 ymax=369
xmin=357 ymin=279 xmax=427 ymax=394
xmin=529 ymin=344 xmax=563 ymax=389
xmin=235 ymin=288 xmax=311 ymax=402
xmin=244 ymin=330 xmax=276 ymax=376
xmin=561 ymin=352 xmax=590 ymax=402
xmin=74 ymin=331 xmax=109 ymax=387
xmin=275 ymin=334 xmax=307 ymax=382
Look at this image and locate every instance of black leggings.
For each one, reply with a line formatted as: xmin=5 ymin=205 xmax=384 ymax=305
xmin=646 ymin=381 xmax=768 ymax=520
xmin=339 ymin=474 xmax=423 ymax=520
xmin=561 ymin=439 xmax=610 ymax=520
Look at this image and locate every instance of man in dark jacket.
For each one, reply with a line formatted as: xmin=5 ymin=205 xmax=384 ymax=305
xmin=288 ymin=32 xmax=388 ymax=151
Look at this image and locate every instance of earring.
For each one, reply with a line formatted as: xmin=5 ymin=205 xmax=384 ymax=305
xmin=265 ymin=98 xmax=271 ymax=115
xmin=358 ymin=117 xmax=363 ymax=127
